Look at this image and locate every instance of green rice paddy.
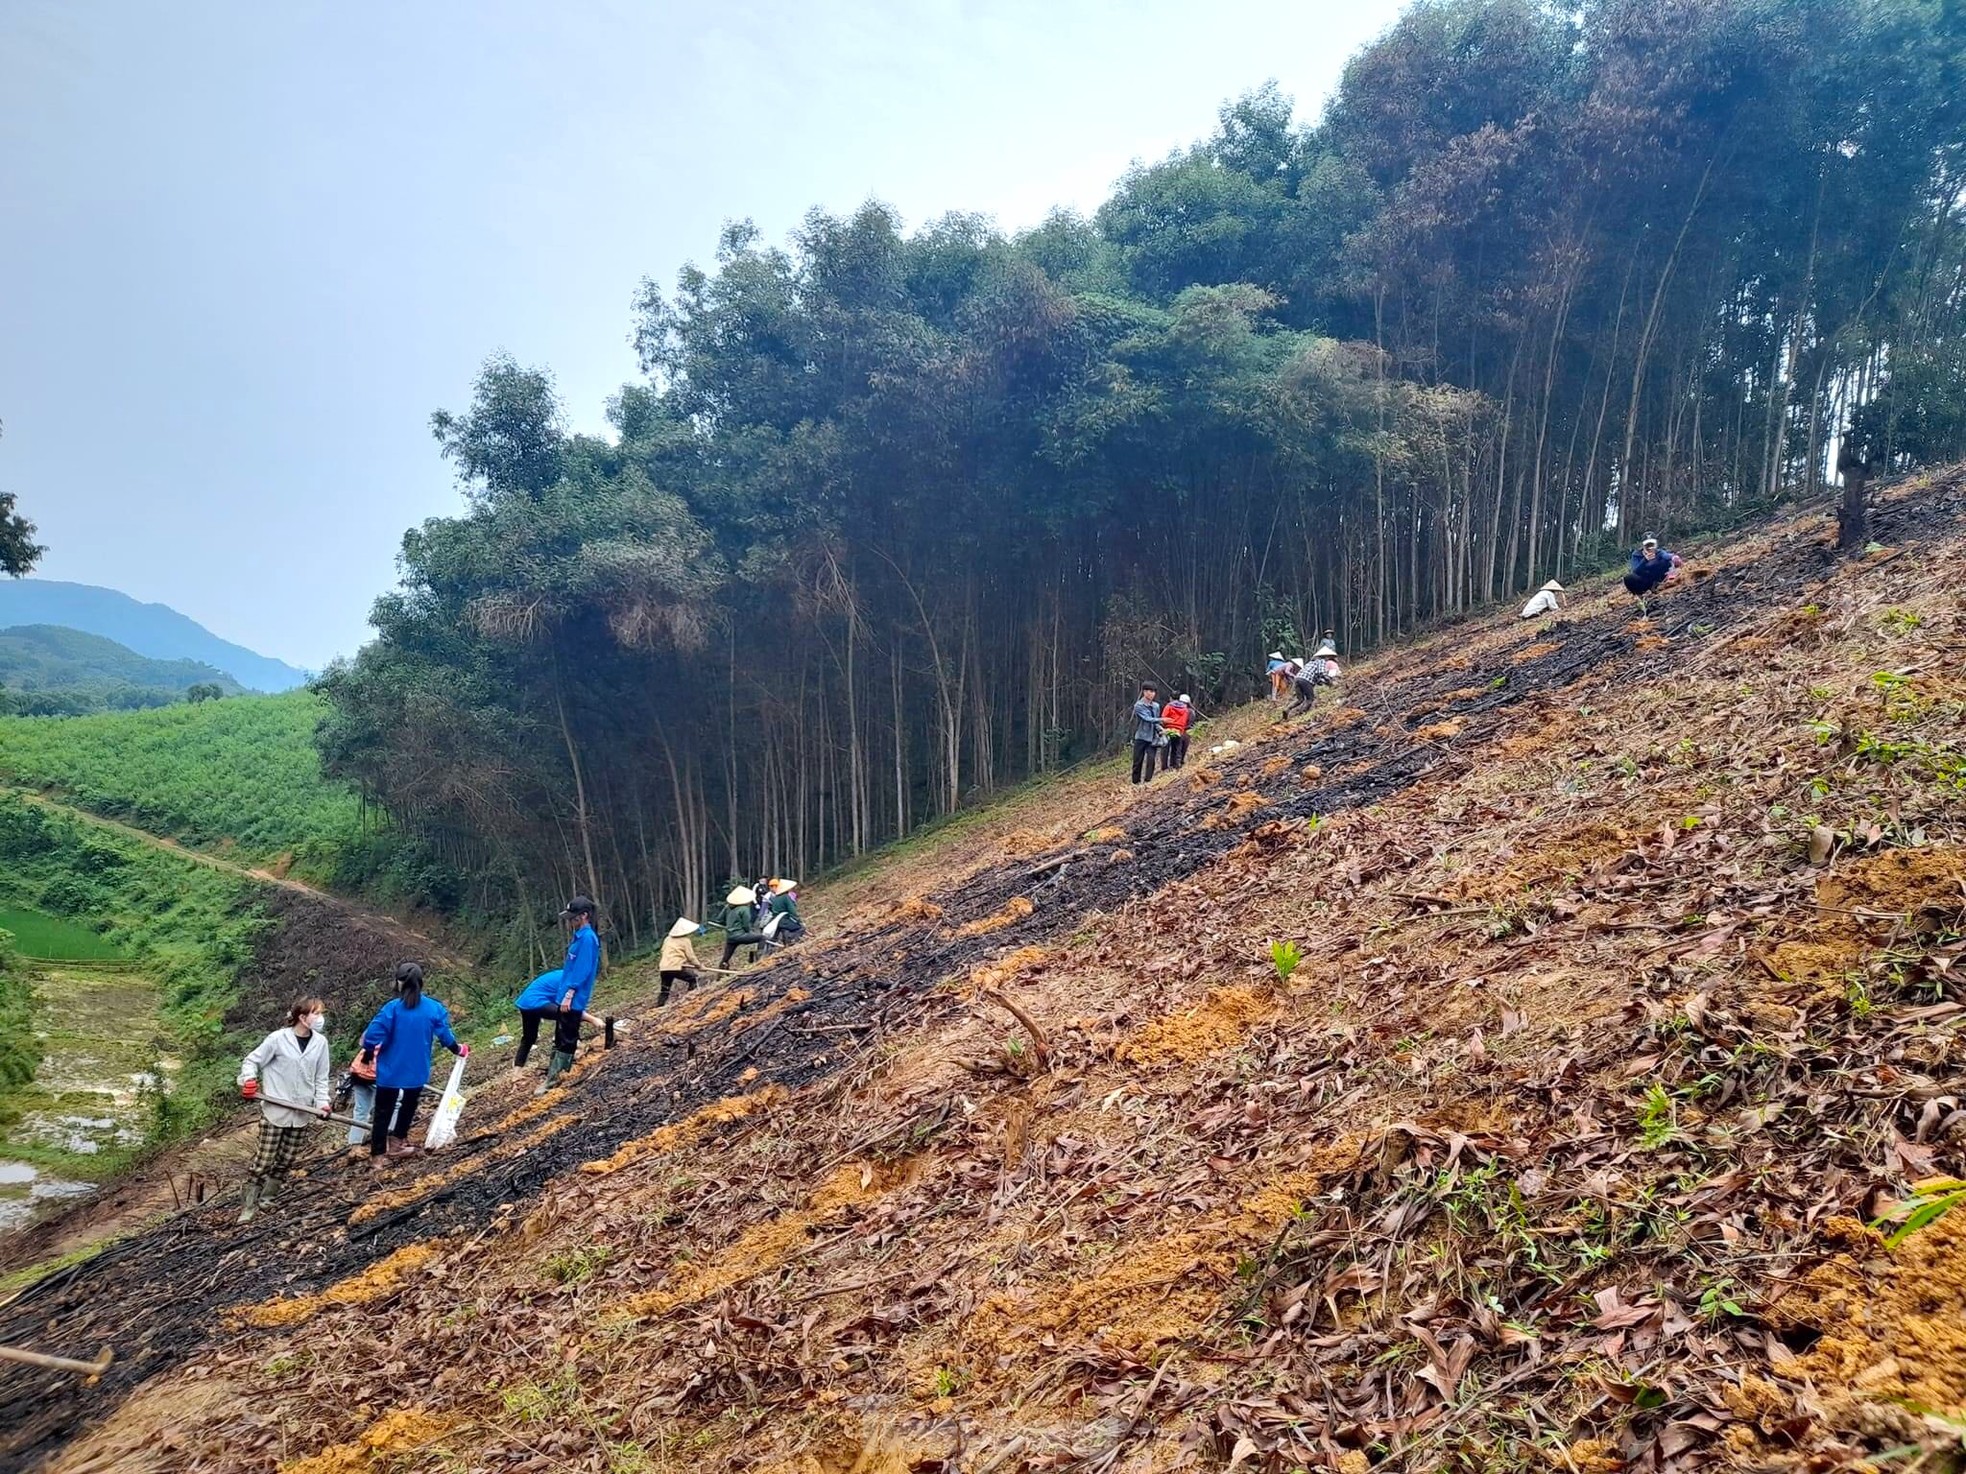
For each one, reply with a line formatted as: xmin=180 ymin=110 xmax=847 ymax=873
xmin=0 ymin=906 xmax=127 ymax=961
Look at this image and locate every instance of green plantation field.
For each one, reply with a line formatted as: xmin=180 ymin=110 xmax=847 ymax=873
xmin=0 ymin=690 xmax=364 ymax=879
xmin=0 ymin=906 xmax=126 ymax=961
xmin=0 ymin=791 xmax=265 ymax=1128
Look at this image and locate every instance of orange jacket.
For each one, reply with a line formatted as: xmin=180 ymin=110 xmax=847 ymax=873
xmin=1160 ymin=700 xmax=1192 ymax=734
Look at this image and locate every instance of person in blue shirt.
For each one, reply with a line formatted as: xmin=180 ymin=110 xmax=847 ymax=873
xmin=357 ymin=962 xmax=464 ymax=1167
xmin=512 ymin=895 xmax=601 ymax=1094
xmin=1622 ymin=536 xmax=1682 ymax=607
xmin=1130 ymin=684 xmax=1162 ymax=786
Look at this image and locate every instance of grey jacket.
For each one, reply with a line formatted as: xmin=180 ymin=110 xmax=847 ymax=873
xmin=240 ymin=1026 xmax=332 ymax=1129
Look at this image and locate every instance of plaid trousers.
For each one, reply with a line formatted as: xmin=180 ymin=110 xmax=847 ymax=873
xmin=250 ymin=1119 xmax=311 ymax=1182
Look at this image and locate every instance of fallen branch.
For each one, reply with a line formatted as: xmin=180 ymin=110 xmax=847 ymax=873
xmin=1382 ymin=904 xmax=1494 ymax=926
xmin=979 ymin=986 xmax=1052 ymax=1070
xmin=0 ymin=1341 xmax=113 ymax=1379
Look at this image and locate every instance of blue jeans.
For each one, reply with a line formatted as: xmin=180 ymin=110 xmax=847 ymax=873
xmin=347 ymin=1081 xmax=375 ymax=1147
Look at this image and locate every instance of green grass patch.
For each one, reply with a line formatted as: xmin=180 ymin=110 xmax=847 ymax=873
xmin=0 ymin=1240 xmax=110 ymax=1298
xmin=0 ymin=906 xmax=127 ymax=961
xmin=0 ymin=793 xmax=264 ymax=1139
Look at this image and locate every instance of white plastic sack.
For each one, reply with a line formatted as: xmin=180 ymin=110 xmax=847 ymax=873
xmin=423 ymin=1054 xmax=468 ymax=1151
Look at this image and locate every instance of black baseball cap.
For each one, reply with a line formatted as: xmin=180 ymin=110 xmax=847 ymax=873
xmin=559 ymin=895 xmax=597 ymax=919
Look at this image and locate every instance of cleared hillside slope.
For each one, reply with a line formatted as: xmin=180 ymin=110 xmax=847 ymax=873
xmin=7 ymin=472 xmax=1966 ymax=1474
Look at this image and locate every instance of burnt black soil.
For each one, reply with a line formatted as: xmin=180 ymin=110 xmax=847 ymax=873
xmin=2 ymin=480 xmax=1958 ymax=1471
xmin=225 ymin=887 xmax=435 ymax=1032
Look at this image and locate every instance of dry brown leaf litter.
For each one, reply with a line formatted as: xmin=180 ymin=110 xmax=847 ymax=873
xmin=18 ymin=474 xmax=1966 ymax=1474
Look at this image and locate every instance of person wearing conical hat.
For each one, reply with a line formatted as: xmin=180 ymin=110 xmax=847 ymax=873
xmin=1519 ymin=579 xmax=1564 ymax=619
xmin=764 ymin=878 xmax=805 ymax=947
xmin=1265 ymin=651 xmax=1289 ymax=702
xmin=720 ymin=884 xmax=765 ymax=970
xmin=1284 ymin=640 xmax=1341 ymax=718
xmin=658 ymin=917 xmax=705 ymax=1005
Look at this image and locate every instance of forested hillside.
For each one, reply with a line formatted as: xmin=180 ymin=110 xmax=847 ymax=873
xmin=319 ymin=0 xmax=1966 ymax=950
xmin=0 ymin=581 xmax=308 ymax=693
xmin=0 ymin=624 xmax=242 ymax=714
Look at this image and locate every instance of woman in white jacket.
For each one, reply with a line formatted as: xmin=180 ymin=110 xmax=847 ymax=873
xmin=236 ymin=995 xmax=333 ymax=1223
xmin=1519 ymin=580 xmax=1564 ymax=618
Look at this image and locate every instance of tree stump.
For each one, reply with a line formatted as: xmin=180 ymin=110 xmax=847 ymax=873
xmin=1836 ymin=446 xmax=1871 ymax=551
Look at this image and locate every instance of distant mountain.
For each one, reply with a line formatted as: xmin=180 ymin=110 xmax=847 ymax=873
xmin=0 ymin=580 xmax=308 ymax=692
xmin=0 ymin=625 xmax=245 ymax=708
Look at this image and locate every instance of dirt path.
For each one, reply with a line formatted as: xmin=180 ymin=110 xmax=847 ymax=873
xmin=6 ymin=789 xmax=464 ymax=969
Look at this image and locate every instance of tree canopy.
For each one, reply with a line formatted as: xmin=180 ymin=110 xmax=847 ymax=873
xmin=319 ymin=0 xmax=1966 ymax=946
xmin=0 ymin=424 xmax=43 ymax=578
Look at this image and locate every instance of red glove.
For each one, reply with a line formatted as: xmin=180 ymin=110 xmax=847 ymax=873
xmin=457 ymin=1043 xmax=470 ymax=1059
xmin=240 ymin=1079 xmax=258 ymax=1100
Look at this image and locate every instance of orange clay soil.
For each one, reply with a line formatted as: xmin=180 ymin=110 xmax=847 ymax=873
xmin=1114 ymin=984 xmax=1274 ymax=1068
xmin=277 ymin=1410 xmax=454 ymax=1474
xmin=231 ymin=1240 xmax=447 ymax=1329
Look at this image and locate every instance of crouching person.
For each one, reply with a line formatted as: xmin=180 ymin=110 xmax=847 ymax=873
xmin=333 ymin=1048 xmax=377 ymax=1160
xmin=513 ymin=896 xmax=600 ymax=1095
xmin=237 ymin=996 xmax=333 ymax=1223
xmin=658 ymin=917 xmax=704 ymax=1005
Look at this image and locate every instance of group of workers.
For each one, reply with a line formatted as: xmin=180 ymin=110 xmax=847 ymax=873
xmin=1265 ymin=637 xmax=1344 ymax=719
xmin=229 ymin=533 xmax=1688 ymax=1222
xmin=648 ymin=873 xmax=804 ymax=1002
xmin=1128 ymin=630 xmax=1349 ymax=788
xmin=1127 ymin=685 xmax=1195 ymax=784
xmin=231 ymin=879 xmax=803 ymax=1222
xmin=711 ymin=877 xmax=805 ymax=970
xmin=236 ymin=957 xmax=466 ymax=1219
xmin=1520 ymin=535 xmax=1683 ymax=619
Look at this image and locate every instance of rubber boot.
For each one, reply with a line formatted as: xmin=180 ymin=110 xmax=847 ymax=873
xmin=237 ymin=1180 xmax=262 ymax=1225
xmin=535 ymin=1049 xmax=574 ymax=1096
xmin=260 ymin=1176 xmax=280 ymax=1205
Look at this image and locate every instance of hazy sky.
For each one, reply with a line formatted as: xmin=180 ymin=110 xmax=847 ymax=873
xmin=0 ymin=0 xmax=1408 ymax=669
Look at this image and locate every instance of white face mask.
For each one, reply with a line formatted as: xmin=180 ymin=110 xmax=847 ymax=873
xmin=308 ymin=1012 xmax=326 ymax=1031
